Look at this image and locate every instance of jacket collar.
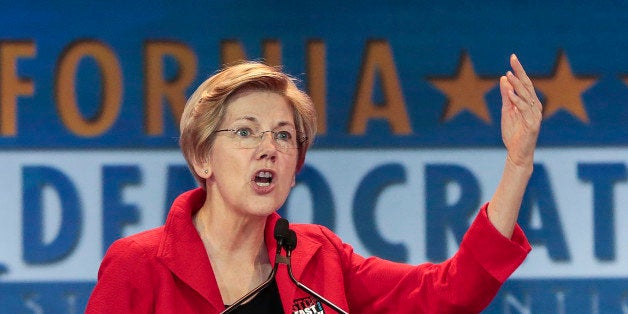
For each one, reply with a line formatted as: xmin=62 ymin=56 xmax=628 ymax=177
xmin=156 ymin=188 xmax=224 ymax=311
xmin=156 ymin=188 xmax=322 ymax=312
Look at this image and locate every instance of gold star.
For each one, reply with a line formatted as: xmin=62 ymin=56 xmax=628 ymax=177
xmin=428 ymin=52 xmax=499 ymax=124
xmin=533 ymin=52 xmax=597 ymax=123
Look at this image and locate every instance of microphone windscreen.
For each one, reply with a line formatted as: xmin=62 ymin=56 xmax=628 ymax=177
xmin=285 ymin=229 xmax=297 ymax=251
xmin=274 ymin=218 xmax=290 ymax=241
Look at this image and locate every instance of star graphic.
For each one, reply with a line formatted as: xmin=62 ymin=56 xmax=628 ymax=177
xmin=428 ymin=52 xmax=499 ymax=124
xmin=533 ymin=52 xmax=597 ymax=123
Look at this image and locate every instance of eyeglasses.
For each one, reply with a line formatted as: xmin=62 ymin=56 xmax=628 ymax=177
xmin=214 ymin=126 xmax=307 ymax=153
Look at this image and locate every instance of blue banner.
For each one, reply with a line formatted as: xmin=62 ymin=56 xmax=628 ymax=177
xmin=1 ymin=1 xmax=626 ymax=149
xmin=1 ymin=1 xmax=627 ymax=313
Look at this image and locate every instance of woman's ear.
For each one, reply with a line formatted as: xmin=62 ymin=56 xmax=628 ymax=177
xmin=192 ymin=157 xmax=212 ymax=180
xmin=291 ymin=174 xmax=296 ymax=187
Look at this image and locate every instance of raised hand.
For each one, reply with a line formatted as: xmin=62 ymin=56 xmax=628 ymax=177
xmin=499 ymin=54 xmax=543 ymax=169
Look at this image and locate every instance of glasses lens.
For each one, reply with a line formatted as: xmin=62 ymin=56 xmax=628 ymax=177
xmin=237 ymin=135 xmax=255 ymax=149
xmin=273 ymin=129 xmax=297 ymax=150
xmin=219 ymin=126 xmax=301 ymax=152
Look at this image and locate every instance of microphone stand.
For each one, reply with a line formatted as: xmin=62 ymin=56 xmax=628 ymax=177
xmin=284 ymin=230 xmax=349 ymax=314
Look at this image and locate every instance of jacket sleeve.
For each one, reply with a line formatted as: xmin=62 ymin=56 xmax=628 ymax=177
xmin=85 ymin=239 xmax=156 ymax=313
xmin=332 ymin=202 xmax=531 ymax=314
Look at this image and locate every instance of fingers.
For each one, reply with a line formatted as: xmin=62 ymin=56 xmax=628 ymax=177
xmin=499 ymin=76 xmax=513 ymax=107
xmin=509 ymin=54 xmax=535 ymax=95
xmin=507 ymin=89 xmax=527 ymax=115
xmin=506 ymin=54 xmax=541 ymax=114
xmin=506 ymin=70 xmax=533 ymax=106
xmin=504 ymin=71 xmax=530 ymax=115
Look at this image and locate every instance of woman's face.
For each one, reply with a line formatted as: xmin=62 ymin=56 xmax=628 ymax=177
xmin=202 ymin=89 xmax=299 ymax=218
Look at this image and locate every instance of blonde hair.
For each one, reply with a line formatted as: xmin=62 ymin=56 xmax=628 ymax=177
xmin=179 ymin=61 xmax=317 ymax=187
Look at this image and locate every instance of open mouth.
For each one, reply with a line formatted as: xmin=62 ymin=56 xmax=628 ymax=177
xmin=254 ymin=171 xmax=273 ymax=187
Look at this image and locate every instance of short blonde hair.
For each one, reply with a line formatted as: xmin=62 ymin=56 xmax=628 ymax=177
xmin=179 ymin=61 xmax=317 ymax=187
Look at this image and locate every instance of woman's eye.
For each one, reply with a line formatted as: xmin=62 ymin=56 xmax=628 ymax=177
xmin=275 ymin=130 xmax=292 ymax=141
xmin=234 ymin=128 xmax=252 ymax=137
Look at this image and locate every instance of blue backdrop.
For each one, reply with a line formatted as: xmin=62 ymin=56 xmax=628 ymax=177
xmin=1 ymin=1 xmax=627 ymax=312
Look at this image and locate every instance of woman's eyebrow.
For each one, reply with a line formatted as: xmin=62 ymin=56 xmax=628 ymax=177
xmin=238 ymin=115 xmax=258 ymax=123
xmin=229 ymin=116 xmax=259 ymax=125
xmin=232 ymin=116 xmax=294 ymax=128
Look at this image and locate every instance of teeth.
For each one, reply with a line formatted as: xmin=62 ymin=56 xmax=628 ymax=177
xmin=255 ymin=171 xmax=272 ymax=187
xmin=257 ymin=171 xmax=272 ymax=178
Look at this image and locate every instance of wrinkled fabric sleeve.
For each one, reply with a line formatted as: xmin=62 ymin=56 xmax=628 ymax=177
xmin=85 ymin=239 xmax=156 ymax=313
xmin=330 ymin=202 xmax=531 ymax=314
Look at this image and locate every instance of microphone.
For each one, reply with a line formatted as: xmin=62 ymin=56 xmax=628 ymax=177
xmin=274 ymin=218 xmax=290 ymax=255
xmin=220 ymin=218 xmax=290 ymax=314
xmin=284 ymin=229 xmax=349 ymax=314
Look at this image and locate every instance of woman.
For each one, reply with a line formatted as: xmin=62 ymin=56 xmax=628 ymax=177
xmin=87 ymin=54 xmax=540 ymax=313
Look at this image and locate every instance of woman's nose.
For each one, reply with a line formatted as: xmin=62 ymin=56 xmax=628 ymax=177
xmin=256 ymin=132 xmax=278 ymax=160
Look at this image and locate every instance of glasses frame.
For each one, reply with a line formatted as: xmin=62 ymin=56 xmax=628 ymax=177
xmin=214 ymin=127 xmax=307 ymax=152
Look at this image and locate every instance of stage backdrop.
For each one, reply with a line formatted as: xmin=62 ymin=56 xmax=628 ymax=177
xmin=1 ymin=1 xmax=627 ymax=313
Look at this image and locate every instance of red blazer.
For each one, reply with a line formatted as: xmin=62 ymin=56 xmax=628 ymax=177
xmin=86 ymin=188 xmax=531 ymax=313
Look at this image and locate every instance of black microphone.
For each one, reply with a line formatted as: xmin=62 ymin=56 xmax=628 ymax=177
xmin=284 ymin=229 xmax=349 ymax=314
xmin=274 ymin=218 xmax=290 ymax=254
xmin=220 ymin=218 xmax=290 ymax=314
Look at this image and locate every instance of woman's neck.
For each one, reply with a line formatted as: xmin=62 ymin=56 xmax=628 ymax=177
xmin=193 ymin=203 xmax=273 ymax=304
xmin=193 ymin=203 xmax=268 ymax=260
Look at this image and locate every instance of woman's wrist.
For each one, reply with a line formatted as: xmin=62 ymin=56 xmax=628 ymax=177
xmin=504 ymin=154 xmax=534 ymax=179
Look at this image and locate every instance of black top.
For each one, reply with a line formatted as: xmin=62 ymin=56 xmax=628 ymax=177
xmin=227 ymin=278 xmax=283 ymax=313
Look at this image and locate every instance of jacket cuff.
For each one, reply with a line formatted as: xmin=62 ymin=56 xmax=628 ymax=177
xmin=461 ymin=202 xmax=532 ymax=282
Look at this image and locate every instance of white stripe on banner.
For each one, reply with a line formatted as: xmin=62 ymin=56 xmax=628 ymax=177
xmin=0 ymin=148 xmax=627 ymax=282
